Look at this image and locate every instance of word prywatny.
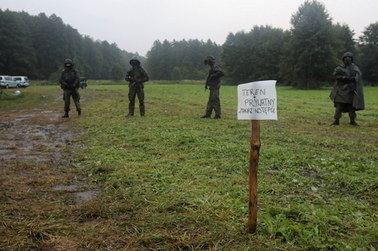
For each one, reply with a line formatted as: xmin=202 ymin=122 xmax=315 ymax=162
xmin=238 ymin=88 xmax=276 ymax=115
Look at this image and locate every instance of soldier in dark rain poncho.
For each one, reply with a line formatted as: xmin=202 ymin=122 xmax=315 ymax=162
xmin=330 ymin=52 xmax=365 ymax=126
xmin=125 ymin=58 xmax=149 ymax=117
xmin=201 ymin=56 xmax=224 ymax=119
xmin=59 ymin=58 xmax=81 ymax=118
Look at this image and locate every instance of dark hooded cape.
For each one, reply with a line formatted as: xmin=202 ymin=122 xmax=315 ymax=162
xmin=330 ymin=63 xmax=365 ymax=111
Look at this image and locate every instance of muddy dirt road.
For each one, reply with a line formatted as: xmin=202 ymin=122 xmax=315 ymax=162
xmin=0 ymin=108 xmax=76 ymax=161
xmin=0 ymin=100 xmax=101 ymax=250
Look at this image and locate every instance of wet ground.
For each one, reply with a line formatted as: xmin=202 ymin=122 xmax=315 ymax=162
xmin=0 ymin=106 xmax=98 ymax=204
xmin=0 ymin=91 xmax=143 ymax=250
xmin=0 ymin=95 xmax=109 ymax=250
xmin=0 ymin=110 xmax=74 ymax=161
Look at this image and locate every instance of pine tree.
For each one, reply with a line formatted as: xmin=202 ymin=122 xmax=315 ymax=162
xmin=281 ymin=0 xmax=335 ymax=89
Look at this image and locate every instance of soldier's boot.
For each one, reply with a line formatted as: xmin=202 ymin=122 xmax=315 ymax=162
xmin=214 ymin=114 xmax=221 ymax=119
xmin=331 ymin=119 xmax=339 ymax=125
xmin=201 ymin=115 xmax=211 ymax=118
xmin=350 ymin=117 xmax=359 ymax=126
xmin=201 ymin=111 xmax=211 ymax=118
xmin=77 ymin=109 xmax=81 ymax=116
xmin=126 ymin=107 xmax=134 ymax=117
xmin=62 ymin=112 xmax=69 ymax=118
xmin=140 ymin=106 xmax=145 ymax=117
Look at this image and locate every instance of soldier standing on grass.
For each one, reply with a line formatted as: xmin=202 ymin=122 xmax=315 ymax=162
xmin=125 ymin=57 xmax=149 ymax=117
xmin=59 ymin=58 xmax=81 ymax=118
xmin=330 ymin=52 xmax=365 ymax=126
xmin=201 ymin=56 xmax=224 ymax=119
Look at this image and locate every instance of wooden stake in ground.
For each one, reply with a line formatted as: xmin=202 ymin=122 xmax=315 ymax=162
xmin=237 ymin=80 xmax=277 ymax=234
xmin=248 ymin=120 xmax=260 ymax=234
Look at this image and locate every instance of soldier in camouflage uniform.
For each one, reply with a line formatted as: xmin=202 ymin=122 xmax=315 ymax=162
xmin=201 ymin=56 xmax=224 ymax=119
xmin=330 ymin=52 xmax=365 ymax=126
xmin=125 ymin=58 xmax=149 ymax=117
xmin=59 ymin=58 xmax=81 ymax=118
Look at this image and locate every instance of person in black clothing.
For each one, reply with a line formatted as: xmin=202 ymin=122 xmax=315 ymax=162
xmin=125 ymin=58 xmax=149 ymax=116
xmin=201 ymin=56 xmax=224 ymax=119
xmin=59 ymin=58 xmax=81 ymax=118
xmin=330 ymin=52 xmax=365 ymax=126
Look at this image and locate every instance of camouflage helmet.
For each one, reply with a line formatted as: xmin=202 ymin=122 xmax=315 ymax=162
xmin=64 ymin=58 xmax=74 ymax=67
xmin=129 ymin=57 xmax=141 ymax=66
xmin=342 ymin=52 xmax=353 ymax=62
xmin=204 ymin=55 xmax=215 ymax=65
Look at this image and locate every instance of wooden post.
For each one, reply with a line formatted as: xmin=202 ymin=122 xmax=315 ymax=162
xmin=247 ymin=120 xmax=260 ymax=234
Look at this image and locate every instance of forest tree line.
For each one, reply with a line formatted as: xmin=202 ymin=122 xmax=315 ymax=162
xmin=1 ymin=0 xmax=377 ymax=89
xmin=0 ymin=9 xmax=136 ymax=81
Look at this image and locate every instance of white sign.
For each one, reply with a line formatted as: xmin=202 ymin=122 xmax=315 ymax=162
xmin=237 ymin=80 xmax=277 ymax=120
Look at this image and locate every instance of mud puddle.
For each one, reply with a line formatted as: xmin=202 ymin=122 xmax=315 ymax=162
xmin=0 ymin=110 xmax=78 ymax=161
xmin=0 ymin=106 xmax=98 ymax=204
xmin=53 ymin=184 xmax=100 ymax=204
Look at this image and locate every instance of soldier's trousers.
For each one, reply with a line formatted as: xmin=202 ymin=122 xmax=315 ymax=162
xmin=63 ymin=89 xmax=81 ymax=113
xmin=128 ymin=86 xmax=145 ymax=116
xmin=205 ymin=88 xmax=221 ymax=117
xmin=334 ymin=102 xmax=356 ymax=119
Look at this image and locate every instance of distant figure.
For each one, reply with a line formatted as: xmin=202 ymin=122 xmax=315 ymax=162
xmin=125 ymin=57 xmax=149 ymax=117
xmin=201 ymin=56 xmax=224 ymax=119
xmin=330 ymin=52 xmax=365 ymax=126
xmin=59 ymin=58 xmax=81 ymax=118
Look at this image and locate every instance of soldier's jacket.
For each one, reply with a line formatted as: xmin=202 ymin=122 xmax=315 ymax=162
xmin=206 ymin=64 xmax=224 ymax=90
xmin=330 ymin=63 xmax=364 ymax=110
xmin=126 ymin=66 xmax=149 ymax=88
xmin=59 ymin=68 xmax=80 ymax=90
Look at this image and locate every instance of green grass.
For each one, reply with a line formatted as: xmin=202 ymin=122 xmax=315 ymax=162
xmin=0 ymin=84 xmax=57 ymax=109
xmin=73 ymin=84 xmax=377 ymax=250
xmin=2 ymin=83 xmax=377 ymax=250
xmin=87 ymin=79 xmax=204 ymax=86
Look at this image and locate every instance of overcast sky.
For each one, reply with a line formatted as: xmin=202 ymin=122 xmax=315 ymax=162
xmin=1 ymin=0 xmax=377 ymax=56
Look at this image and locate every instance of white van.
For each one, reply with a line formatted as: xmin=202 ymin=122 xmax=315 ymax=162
xmin=0 ymin=75 xmax=18 ymax=88
xmin=13 ymin=76 xmax=29 ymax=88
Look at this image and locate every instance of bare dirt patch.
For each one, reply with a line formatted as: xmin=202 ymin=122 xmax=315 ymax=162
xmin=0 ymin=105 xmax=103 ymax=249
xmin=0 ymin=109 xmax=77 ymax=161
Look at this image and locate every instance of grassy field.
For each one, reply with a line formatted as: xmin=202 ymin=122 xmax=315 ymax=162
xmin=1 ymin=83 xmax=377 ymax=250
